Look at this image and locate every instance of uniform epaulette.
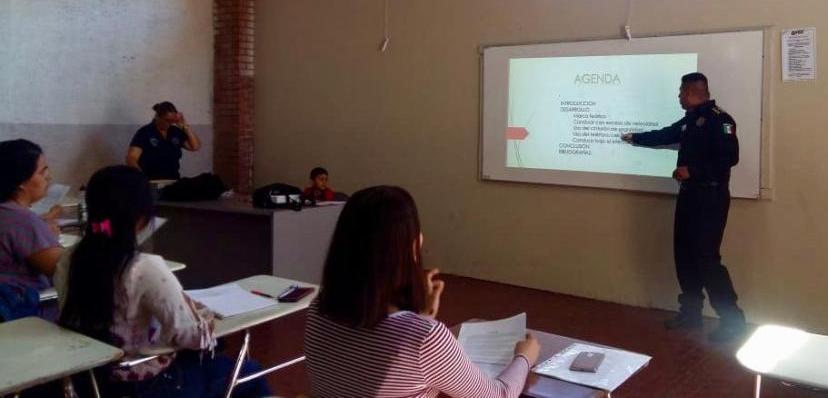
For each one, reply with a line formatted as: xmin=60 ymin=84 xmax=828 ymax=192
xmin=711 ymin=106 xmax=722 ymax=115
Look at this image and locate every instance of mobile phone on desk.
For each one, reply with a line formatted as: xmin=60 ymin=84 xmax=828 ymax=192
xmin=277 ymin=286 xmax=315 ymax=302
xmin=570 ymin=351 xmax=605 ymax=373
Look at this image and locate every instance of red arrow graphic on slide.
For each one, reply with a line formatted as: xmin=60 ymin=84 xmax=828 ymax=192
xmin=506 ymin=127 xmax=529 ymax=140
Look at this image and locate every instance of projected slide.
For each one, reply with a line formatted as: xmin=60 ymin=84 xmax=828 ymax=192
xmin=506 ymin=54 xmax=697 ymax=177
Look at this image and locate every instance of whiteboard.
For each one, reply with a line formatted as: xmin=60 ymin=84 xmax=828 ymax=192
xmin=481 ymin=30 xmax=764 ymax=199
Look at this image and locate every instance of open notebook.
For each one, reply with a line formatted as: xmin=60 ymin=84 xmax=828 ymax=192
xmin=185 ymin=283 xmax=277 ymax=318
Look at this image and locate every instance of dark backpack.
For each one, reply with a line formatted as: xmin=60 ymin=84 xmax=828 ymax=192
xmin=0 ymin=283 xmax=39 ymax=322
xmin=253 ymin=183 xmax=303 ymax=211
xmin=159 ymin=173 xmax=227 ymax=201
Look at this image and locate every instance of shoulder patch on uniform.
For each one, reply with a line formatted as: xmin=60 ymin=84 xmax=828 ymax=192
xmin=696 ymin=116 xmax=706 ymax=127
xmin=723 ymin=123 xmax=735 ymax=135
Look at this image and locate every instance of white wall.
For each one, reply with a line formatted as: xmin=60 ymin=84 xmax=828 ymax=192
xmin=0 ymin=0 xmax=214 ymax=188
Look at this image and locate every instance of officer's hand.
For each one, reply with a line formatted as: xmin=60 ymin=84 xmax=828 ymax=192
xmin=672 ymin=166 xmax=690 ymax=181
xmin=621 ymin=133 xmax=634 ymax=143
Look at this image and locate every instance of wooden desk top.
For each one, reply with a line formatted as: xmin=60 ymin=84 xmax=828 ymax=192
xmin=0 ymin=317 xmax=123 ymax=394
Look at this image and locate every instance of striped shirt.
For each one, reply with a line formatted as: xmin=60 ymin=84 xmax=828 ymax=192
xmin=305 ymin=302 xmax=529 ymax=398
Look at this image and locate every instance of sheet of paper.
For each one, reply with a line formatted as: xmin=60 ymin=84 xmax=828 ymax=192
xmin=137 ymin=217 xmax=167 ymax=245
xmin=782 ymin=27 xmax=817 ymax=81
xmin=58 ymin=233 xmax=81 ymax=248
xmin=31 ymin=184 xmax=70 ymax=216
xmin=56 ymin=218 xmax=78 ymax=227
xmin=185 ymin=283 xmax=277 ymax=318
xmin=533 ymin=342 xmax=651 ymax=392
xmin=458 ymin=313 xmax=526 ymax=365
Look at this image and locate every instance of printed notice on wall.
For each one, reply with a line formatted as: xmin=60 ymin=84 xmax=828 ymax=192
xmin=782 ymin=27 xmax=817 ymax=81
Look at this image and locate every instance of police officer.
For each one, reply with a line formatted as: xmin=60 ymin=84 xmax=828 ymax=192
xmin=622 ymin=72 xmax=746 ymax=342
xmin=126 ymin=101 xmax=202 ymax=180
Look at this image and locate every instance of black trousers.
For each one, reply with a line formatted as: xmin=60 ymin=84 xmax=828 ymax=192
xmin=673 ymin=185 xmax=741 ymax=318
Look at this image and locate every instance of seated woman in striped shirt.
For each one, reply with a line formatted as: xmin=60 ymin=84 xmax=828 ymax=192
xmin=305 ymin=185 xmax=540 ymax=398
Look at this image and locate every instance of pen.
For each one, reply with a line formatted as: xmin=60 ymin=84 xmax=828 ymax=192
xmin=251 ymin=290 xmax=276 ymax=299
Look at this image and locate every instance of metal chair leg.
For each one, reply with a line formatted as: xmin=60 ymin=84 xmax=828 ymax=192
xmin=89 ymin=370 xmax=101 ymax=398
xmin=224 ymin=329 xmax=251 ymax=398
xmin=753 ymin=374 xmax=762 ymax=398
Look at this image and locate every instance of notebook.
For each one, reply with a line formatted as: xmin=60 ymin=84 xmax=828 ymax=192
xmin=185 ymin=283 xmax=277 ymax=318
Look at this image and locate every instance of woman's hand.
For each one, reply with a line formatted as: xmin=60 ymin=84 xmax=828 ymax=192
xmin=41 ymin=205 xmax=62 ymax=221
xmin=177 ymin=112 xmax=202 ymax=151
xmin=422 ymin=268 xmax=445 ymax=318
xmin=514 ymin=333 xmax=541 ymax=366
xmin=177 ymin=112 xmax=189 ymax=129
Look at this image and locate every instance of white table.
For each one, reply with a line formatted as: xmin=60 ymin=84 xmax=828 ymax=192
xmin=153 ymin=199 xmax=342 ymax=287
xmin=122 ymin=275 xmax=318 ymax=398
xmin=736 ymin=324 xmax=828 ymax=397
xmin=0 ymin=317 xmax=123 ymax=397
xmin=40 ymin=256 xmax=186 ymax=302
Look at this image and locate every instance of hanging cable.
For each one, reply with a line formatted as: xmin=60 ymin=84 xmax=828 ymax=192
xmin=624 ymin=0 xmax=634 ymax=40
xmin=378 ymin=0 xmax=390 ymax=53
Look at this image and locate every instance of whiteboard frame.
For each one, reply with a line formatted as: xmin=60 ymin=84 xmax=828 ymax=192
xmin=479 ymin=28 xmax=770 ymax=199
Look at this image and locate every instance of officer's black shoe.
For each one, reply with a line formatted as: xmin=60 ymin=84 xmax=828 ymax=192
xmin=664 ymin=312 xmax=703 ymax=330
xmin=707 ymin=315 xmax=747 ymax=343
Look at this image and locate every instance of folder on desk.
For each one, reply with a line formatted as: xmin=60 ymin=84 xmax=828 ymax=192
xmin=185 ymin=283 xmax=277 ymax=318
xmin=532 ymin=342 xmax=651 ymax=392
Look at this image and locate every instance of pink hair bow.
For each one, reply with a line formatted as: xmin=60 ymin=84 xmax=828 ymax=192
xmin=91 ymin=219 xmax=112 ymax=237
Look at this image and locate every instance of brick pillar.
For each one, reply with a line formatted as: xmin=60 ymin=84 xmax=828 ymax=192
xmin=214 ymin=0 xmax=255 ymax=193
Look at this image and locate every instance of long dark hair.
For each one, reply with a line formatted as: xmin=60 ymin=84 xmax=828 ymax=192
xmin=318 ymin=186 xmax=426 ymax=328
xmin=0 ymin=139 xmax=43 ymax=202
xmin=59 ymin=166 xmax=154 ymax=342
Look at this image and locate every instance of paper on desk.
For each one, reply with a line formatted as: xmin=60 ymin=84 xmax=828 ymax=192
xmin=315 ymin=201 xmax=347 ymax=207
xmin=31 ymin=184 xmax=70 ymax=216
xmin=56 ymin=218 xmax=78 ymax=227
xmin=458 ymin=313 xmax=526 ymax=365
xmin=185 ymin=283 xmax=277 ymax=318
xmin=533 ymin=342 xmax=651 ymax=392
xmin=137 ymin=217 xmax=167 ymax=245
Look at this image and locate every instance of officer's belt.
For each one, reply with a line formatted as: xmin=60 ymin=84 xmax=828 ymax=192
xmin=680 ymin=180 xmax=723 ymax=189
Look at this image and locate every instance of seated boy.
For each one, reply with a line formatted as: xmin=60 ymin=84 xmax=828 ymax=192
xmin=303 ymin=167 xmax=336 ymax=202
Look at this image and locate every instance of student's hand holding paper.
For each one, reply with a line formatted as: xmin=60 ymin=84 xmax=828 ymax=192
xmin=41 ymin=205 xmax=62 ymax=221
xmin=42 ymin=205 xmax=62 ymax=236
xmin=423 ymin=268 xmax=445 ymax=318
xmin=514 ymin=333 xmax=541 ymax=366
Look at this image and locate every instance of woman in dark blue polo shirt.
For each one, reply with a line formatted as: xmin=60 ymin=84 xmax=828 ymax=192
xmin=126 ymin=101 xmax=202 ymax=180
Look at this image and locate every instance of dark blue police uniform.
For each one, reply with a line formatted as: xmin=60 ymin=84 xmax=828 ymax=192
xmin=129 ymin=122 xmax=188 ymax=180
xmin=632 ymin=100 xmax=744 ymax=325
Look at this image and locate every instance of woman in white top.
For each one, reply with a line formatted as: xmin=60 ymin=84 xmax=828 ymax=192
xmin=57 ymin=166 xmax=269 ymax=398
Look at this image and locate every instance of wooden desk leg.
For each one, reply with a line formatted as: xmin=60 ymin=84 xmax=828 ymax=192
xmin=753 ymin=374 xmax=762 ymax=398
xmin=224 ymin=329 xmax=252 ymax=398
